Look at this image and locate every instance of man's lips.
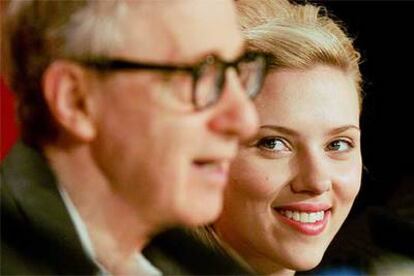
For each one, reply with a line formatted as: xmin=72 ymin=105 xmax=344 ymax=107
xmin=192 ymin=159 xmax=230 ymax=187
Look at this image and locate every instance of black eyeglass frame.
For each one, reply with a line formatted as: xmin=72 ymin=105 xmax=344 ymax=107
xmin=77 ymin=52 xmax=270 ymax=110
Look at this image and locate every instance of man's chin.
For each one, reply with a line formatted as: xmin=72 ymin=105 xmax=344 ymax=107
xmin=174 ymin=197 xmax=223 ymax=227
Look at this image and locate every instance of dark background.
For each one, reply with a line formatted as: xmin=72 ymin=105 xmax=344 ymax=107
xmin=309 ymin=0 xmax=414 ymax=217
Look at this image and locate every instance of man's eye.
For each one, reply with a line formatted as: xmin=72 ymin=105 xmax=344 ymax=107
xmin=256 ymin=137 xmax=290 ymax=152
xmin=326 ymin=139 xmax=353 ymax=152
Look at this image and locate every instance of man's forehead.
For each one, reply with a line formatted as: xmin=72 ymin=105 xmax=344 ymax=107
xmin=119 ymin=0 xmax=245 ymax=63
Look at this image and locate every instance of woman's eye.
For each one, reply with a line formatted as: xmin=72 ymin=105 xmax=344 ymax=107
xmin=257 ymin=137 xmax=290 ymax=152
xmin=326 ymin=139 xmax=353 ymax=152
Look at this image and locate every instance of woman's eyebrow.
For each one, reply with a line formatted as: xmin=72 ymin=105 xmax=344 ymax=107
xmin=260 ymin=124 xmax=361 ymax=136
xmin=260 ymin=125 xmax=299 ymax=136
xmin=328 ymin=125 xmax=360 ymax=135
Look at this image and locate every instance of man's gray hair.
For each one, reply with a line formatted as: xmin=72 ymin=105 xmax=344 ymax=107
xmin=1 ymin=0 xmax=127 ymax=146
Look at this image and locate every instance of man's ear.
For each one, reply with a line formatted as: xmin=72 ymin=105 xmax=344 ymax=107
xmin=42 ymin=61 xmax=97 ymax=142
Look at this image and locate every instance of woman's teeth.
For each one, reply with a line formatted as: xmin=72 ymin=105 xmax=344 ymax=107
xmin=278 ymin=210 xmax=325 ymax=223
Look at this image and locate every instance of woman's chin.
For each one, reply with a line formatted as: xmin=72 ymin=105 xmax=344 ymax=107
xmin=289 ymin=254 xmax=324 ymax=272
xmin=250 ymin=253 xmax=324 ymax=275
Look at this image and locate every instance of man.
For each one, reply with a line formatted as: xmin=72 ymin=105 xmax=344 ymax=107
xmin=1 ymin=0 xmax=268 ymax=274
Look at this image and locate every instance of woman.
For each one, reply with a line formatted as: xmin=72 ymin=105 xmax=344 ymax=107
xmin=194 ymin=0 xmax=363 ymax=274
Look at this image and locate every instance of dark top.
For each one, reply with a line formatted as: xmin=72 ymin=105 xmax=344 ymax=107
xmin=1 ymin=142 xmax=250 ymax=275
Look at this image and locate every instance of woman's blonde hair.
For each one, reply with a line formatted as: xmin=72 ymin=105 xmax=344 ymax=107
xmin=238 ymin=0 xmax=363 ymax=107
xmin=189 ymin=226 xmax=254 ymax=272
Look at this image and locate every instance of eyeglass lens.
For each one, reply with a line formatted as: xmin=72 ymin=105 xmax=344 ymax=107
xmin=193 ymin=54 xmax=267 ymax=109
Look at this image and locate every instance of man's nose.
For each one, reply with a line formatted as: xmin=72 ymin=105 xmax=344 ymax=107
xmin=208 ymin=68 xmax=259 ymax=141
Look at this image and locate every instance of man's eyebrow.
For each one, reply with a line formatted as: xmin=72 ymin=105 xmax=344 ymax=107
xmin=216 ymin=41 xmax=248 ymax=63
xmin=189 ymin=42 xmax=247 ymax=65
xmin=232 ymin=41 xmax=248 ymax=61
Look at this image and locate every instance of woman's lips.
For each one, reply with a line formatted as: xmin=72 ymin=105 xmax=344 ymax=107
xmin=273 ymin=204 xmax=331 ymax=236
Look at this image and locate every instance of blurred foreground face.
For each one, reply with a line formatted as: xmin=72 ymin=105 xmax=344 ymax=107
xmin=89 ymin=1 xmax=258 ymax=227
xmin=214 ymin=65 xmax=362 ymax=274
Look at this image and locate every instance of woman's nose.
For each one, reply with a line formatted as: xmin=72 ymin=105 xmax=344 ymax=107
xmin=290 ymin=150 xmax=332 ymax=195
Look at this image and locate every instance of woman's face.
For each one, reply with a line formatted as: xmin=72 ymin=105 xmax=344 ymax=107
xmin=214 ymin=65 xmax=362 ymax=274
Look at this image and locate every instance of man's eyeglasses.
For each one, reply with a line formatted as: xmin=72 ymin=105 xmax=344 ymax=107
xmin=77 ymin=52 xmax=269 ymax=110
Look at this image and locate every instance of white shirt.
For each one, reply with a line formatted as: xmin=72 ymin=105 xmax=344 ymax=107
xmin=59 ymin=187 xmax=162 ymax=276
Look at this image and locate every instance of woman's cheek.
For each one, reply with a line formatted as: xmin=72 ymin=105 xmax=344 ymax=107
xmin=229 ymin=155 xmax=287 ymax=199
xmin=333 ymin=161 xmax=362 ymax=204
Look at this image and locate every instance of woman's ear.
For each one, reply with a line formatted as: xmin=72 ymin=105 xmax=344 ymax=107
xmin=42 ymin=61 xmax=97 ymax=142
